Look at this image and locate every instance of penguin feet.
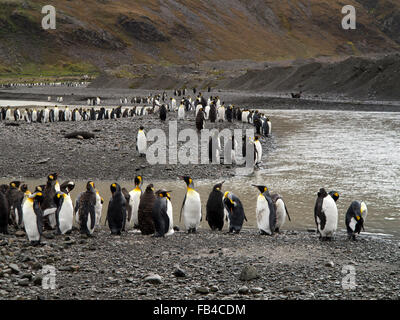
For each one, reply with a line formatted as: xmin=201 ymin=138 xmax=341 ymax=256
xmin=348 ymin=234 xmax=357 ymax=241
xmin=152 ymin=233 xmax=164 ymax=238
xmin=30 ymin=240 xmax=41 ymax=247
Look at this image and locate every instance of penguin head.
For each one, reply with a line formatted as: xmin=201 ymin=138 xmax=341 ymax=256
xmin=360 ymin=201 xmax=367 ymax=219
xmin=54 ymin=192 xmax=67 ymax=205
xmin=181 ymin=176 xmax=194 ymax=189
xmin=87 ymin=181 xmax=95 ymax=191
xmin=223 ymin=191 xmax=236 ymax=207
xmin=213 ymin=181 xmax=225 ymax=192
xmin=145 ymin=184 xmax=155 ymax=193
xmin=9 ymin=181 xmax=21 ymax=189
xmin=328 ymin=191 xmax=339 ymax=202
xmin=135 ymin=176 xmax=143 ymax=187
xmin=48 ymin=173 xmax=58 ymax=182
xmin=156 ymin=189 xmax=171 ymax=198
xmin=252 ymin=185 xmax=268 ymax=194
xmin=63 ymin=181 xmax=75 ymax=194
xmin=32 ymin=191 xmax=44 ymax=204
xmin=20 ymin=184 xmax=28 ymax=193
xmin=34 ymin=185 xmax=44 ymax=193
xmin=254 ymin=136 xmax=260 ymax=142
xmin=318 ymin=188 xmax=328 ymax=198
xmin=110 ymin=183 xmax=121 ymax=194
xmin=139 ymin=126 xmax=144 ymax=131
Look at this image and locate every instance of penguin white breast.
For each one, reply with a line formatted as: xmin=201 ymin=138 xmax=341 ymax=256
xmin=128 ymin=189 xmax=141 ymax=225
xmin=256 ymin=195 xmax=271 ymax=234
xmin=275 ymin=199 xmax=286 ymax=229
xmin=22 ymin=200 xmax=40 ymax=242
xmin=59 ymin=196 xmax=74 ymax=233
xmin=137 ymin=132 xmax=147 ymax=153
xmin=183 ymin=190 xmax=201 ymax=229
xmin=320 ymin=196 xmax=338 ymax=236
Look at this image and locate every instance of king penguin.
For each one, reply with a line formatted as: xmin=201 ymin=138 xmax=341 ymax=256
xmin=253 ymin=136 xmax=262 ymax=166
xmin=180 ymin=176 xmax=202 ymax=233
xmin=165 ymin=191 xmax=174 ymax=236
xmin=77 ymin=181 xmax=97 ymax=236
xmin=54 ymin=191 xmax=74 ymax=235
xmin=128 ymin=175 xmax=143 ymax=229
xmin=253 ymin=185 xmax=276 ymax=235
xmin=0 ymin=189 xmax=9 ymax=234
xmin=152 ymin=190 xmax=172 ymax=237
xmin=178 ymin=103 xmax=185 ymax=120
xmin=206 ymin=181 xmax=225 ymax=231
xmin=271 ymin=193 xmax=291 ymax=233
xmin=314 ymin=188 xmax=338 ymax=241
xmin=22 ymin=191 xmax=44 ymax=245
xmin=138 ymin=184 xmax=156 ymax=235
xmin=106 ymin=183 xmax=126 ymax=235
xmin=223 ymin=192 xmax=247 ymax=233
xmin=137 ymin=126 xmax=147 ymax=157
xmin=345 ymin=201 xmax=367 ymax=241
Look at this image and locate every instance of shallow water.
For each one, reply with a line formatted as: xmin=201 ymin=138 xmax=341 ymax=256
xmin=1 ymin=109 xmax=400 ymax=238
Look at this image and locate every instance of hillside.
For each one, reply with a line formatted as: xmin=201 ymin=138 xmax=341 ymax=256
xmin=0 ymin=0 xmax=400 ymax=78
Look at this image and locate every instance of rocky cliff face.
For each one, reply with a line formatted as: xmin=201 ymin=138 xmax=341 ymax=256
xmin=0 ymin=0 xmax=399 ymax=76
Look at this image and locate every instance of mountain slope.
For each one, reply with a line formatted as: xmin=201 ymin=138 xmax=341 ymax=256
xmin=0 ymin=0 xmax=399 ymax=77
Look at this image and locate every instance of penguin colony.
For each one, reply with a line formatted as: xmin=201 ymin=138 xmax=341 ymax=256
xmin=0 ymin=174 xmax=367 ymax=244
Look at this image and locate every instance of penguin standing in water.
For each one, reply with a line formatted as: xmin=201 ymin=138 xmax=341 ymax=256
xmin=77 ymin=181 xmax=97 ymax=236
xmin=314 ymin=188 xmax=338 ymax=241
xmin=253 ymin=136 xmax=262 ymax=166
xmin=159 ymin=104 xmax=167 ymax=121
xmin=128 ymin=175 xmax=143 ymax=229
xmin=180 ymin=176 xmax=202 ymax=233
xmin=152 ymin=190 xmax=171 ymax=237
xmin=345 ymin=201 xmax=367 ymax=241
xmin=106 ymin=183 xmax=126 ymax=235
xmin=138 ymin=184 xmax=156 ymax=235
xmin=22 ymin=191 xmax=44 ymax=245
xmin=0 ymin=190 xmax=9 ymax=234
xmin=206 ymin=181 xmax=225 ymax=231
xmin=253 ymin=185 xmax=276 ymax=235
xmin=54 ymin=191 xmax=74 ymax=235
xmin=137 ymin=126 xmax=147 ymax=157
xmin=223 ymin=192 xmax=247 ymax=233
xmin=271 ymin=193 xmax=291 ymax=233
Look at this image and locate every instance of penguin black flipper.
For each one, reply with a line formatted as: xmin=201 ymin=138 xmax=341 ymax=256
xmin=89 ymin=205 xmax=96 ymax=230
xmin=266 ymin=195 xmax=276 ymax=233
xmin=180 ymin=193 xmax=187 ymax=223
xmin=54 ymin=195 xmax=63 ymax=235
xmin=16 ymin=203 xmax=23 ymax=227
xmin=285 ymin=204 xmax=291 ymax=222
xmin=314 ymin=190 xmax=327 ymax=231
xmin=34 ymin=200 xmax=43 ymax=238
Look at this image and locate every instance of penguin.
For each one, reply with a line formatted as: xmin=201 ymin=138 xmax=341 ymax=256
xmin=138 ymin=184 xmax=156 ymax=235
xmin=22 ymin=191 xmax=44 ymax=245
xmin=271 ymin=193 xmax=291 ymax=233
xmin=314 ymin=188 xmax=338 ymax=241
xmin=223 ymin=192 xmax=247 ymax=234
xmin=253 ymin=185 xmax=276 ymax=235
xmin=253 ymin=136 xmax=262 ymax=166
xmin=329 ymin=191 xmax=340 ymax=203
xmin=41 ymin=173 xmax=60 ymax=230
xmin=121 ymin=188 xmax=131 ymax=231
xmin=95 ymin=190 xmax=104 ymax=226
xmin=159 ymin=104 xmax=167 ymax=121
xmin=106 ymin=183 xmax=126 ymax=235
xmin=6 ymin=181 xmax=24 ymax=228
xmin=218 ymin=103 xmax=225 ymax=122
xmin=178 ymin=103 xmax=185 ymax=120
xmin=128 ymin=175 xmax=143 ymax=228
xmin=77 ymin=181 xmax=97 ymax=236
xmin=209 ymin=104 xmax=217 ymax=123
xmin=152 ymin=190 xmax=171 ymax=237
xmin=206 ymin=181 xmax=225 ymax=231
xmin=180 ymin=176 xmax=202 ymax=233
xmin=0 ymin=190 xmax=9 ymax=234
xmin=165 ymin=191 xmax=174 ymax=236
xmin=195 ymin=108 xmax=205 ymax=131
xmin=226 ymin=105 xmax=233 ymax=122
xmin=54 ymin=191 xmax=74 ymax=235
xmin=345 ymin=201 xmax=367 ymax=241
xmin=137 ymin=126 xmax=147 ymax=157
